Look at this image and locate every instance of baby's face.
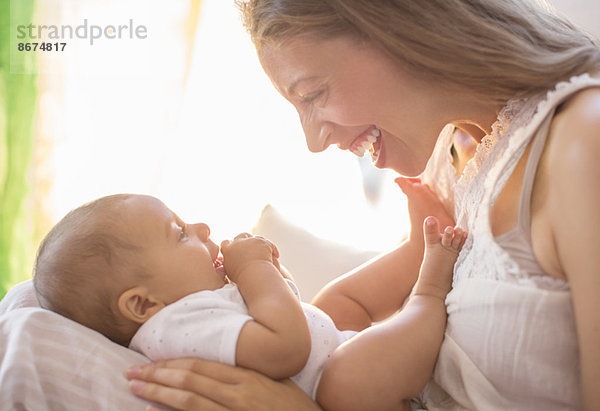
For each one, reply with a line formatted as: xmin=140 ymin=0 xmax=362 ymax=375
xmin=120 ymin=195 xmax=228 ymax=304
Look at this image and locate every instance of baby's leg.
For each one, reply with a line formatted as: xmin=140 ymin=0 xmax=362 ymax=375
xmin=317 ymin=217 xmax=466 ymax=411
xmin=315 ymin=218 xmax=466 ymax=411
xmin=413 ymin=216 xmax=467 ymax=300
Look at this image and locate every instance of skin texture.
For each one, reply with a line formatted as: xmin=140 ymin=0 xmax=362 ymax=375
xmin=126 ymin=34 xmax=600 ymax=410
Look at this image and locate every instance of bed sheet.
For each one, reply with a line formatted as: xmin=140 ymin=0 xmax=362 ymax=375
xmin=0 ymin=280 xmax=151 ymax=410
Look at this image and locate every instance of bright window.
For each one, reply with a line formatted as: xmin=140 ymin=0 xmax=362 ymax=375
xmin=40 ymin=0 xmax=409 ymax=252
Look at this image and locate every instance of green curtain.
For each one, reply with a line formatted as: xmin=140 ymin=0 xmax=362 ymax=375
xmin=0 ymin=0 xmax=37 ymax=299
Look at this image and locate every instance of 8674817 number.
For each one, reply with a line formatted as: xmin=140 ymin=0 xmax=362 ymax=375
xmin=17 ymin=42 xmax=67 ymax=51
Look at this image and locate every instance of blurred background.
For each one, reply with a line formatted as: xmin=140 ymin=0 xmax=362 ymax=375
xmin=1 ymin=0 xmax=599 ymax=298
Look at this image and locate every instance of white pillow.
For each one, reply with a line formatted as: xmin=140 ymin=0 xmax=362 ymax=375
xmin=252 ymin=204 xmax=381 ymax=301
xmin=0 ymin=280 xmax=151 ymax=410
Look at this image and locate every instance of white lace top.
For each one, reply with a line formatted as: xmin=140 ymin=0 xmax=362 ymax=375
xmin=420 ymin=74 xmax=600 ymax=410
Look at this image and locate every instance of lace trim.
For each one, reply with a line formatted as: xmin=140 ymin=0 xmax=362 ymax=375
xmin=452 ymin=73 xmax=600 ymax=290
xmin=453 ymin=96 xmax=531 ymax=228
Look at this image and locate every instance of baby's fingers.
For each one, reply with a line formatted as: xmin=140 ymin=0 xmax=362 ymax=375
xmin=234 ymin=232 xmax=252 ymax=240
xmin=253 ymin=235 xmax=280 ymax=258
xmin=220 ymin=239 xmax=231 ymax=251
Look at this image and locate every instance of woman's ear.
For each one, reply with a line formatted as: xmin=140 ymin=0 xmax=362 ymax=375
xmin=118 ymin=287 xmax=165 ymax=324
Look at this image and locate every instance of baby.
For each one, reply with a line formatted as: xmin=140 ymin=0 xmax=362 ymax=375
xmin=33 ymin=191 xmax=465 ymax=404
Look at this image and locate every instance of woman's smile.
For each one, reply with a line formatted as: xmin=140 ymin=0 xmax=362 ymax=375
xmin=348 ymin=126 xmax=380 ymax=159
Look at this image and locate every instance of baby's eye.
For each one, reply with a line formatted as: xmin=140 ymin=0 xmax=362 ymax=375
xmin=178 ymin=225 xmax=187 ymax=241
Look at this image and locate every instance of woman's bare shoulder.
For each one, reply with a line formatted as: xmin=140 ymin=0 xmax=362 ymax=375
xmin=548 ymin=86 xmax=600 ymax=175
xmin=540 ymin=87 xmax=600 ymax=281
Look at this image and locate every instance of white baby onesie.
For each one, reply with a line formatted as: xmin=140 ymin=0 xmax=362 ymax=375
xmin=130 ymin=281 xmax=356 ymax=399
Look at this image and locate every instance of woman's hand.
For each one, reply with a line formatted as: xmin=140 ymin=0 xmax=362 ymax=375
xmin=395 ymin=177 xmax=455 ymax=244
xmin=125 ymin=358 xmax=321 ymax=411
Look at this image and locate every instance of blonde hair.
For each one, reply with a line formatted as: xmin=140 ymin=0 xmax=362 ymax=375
xmin=237 ymin=0 xmax=600 ymax=104
xmin=33 ymin=194 xmax=145 ymax=346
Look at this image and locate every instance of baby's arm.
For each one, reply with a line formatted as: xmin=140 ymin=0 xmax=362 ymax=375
xmin=316 ymin=217 xmax=466 ymax=411
xmin=313 ymin=179 xmax=455 ymax=332
xmin=221 ymin=234 xmax=311 ymax=379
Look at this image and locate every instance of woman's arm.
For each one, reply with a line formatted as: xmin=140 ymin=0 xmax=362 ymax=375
xmin=126 ymin=358 xmax=321 ymax=410
xmin=548 ymin=89 xmax=600 ymax=410
xmin=312 ymin=179 xmax=455 ymax=331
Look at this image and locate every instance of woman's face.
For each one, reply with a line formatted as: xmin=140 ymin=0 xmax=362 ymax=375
xmin=258 ymin=36 xmax=451 ymax=176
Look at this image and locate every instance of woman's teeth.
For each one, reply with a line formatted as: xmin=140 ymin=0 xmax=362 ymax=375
xmin=351 ymin=127 xmax=381 ymax=162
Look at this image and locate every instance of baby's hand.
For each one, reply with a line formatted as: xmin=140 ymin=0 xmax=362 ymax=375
xmin=220 ymin=233 xmax=280 ymax=282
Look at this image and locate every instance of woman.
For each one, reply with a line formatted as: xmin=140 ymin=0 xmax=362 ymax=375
xmin=126 ymin=0 xmax=600 ymax=409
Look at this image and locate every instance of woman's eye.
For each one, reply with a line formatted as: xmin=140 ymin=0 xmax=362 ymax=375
xmin=300 ymin=90 xmax=324 ymax=104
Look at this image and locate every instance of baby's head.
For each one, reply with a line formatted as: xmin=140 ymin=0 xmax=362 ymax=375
xmin=33 ymin=194 xmax=228 ymax=346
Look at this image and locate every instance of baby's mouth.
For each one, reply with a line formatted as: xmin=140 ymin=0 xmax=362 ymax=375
xmin=349 ymin=126 xmax=381 ymax=163
xmin=214 ymin=257 xmax=225 ymax=275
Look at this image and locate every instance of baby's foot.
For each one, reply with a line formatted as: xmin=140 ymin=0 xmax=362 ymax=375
xmin=413 ymin=216 xmax=467 ymax=300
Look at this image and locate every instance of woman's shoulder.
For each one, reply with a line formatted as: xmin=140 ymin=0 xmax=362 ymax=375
xmin=519 ymin=86 xmax=600 ymax=281
xmin=555 ymin=85 xmax=600 ymax=127
xmin=549 ymin=86 xmax=600 ymax=174
xmin=540 ymin=85 xmax=600 ymax=239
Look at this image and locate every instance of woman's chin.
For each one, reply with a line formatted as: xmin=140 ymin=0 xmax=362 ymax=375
xmin=385 ymin=158 xmax=427 ymax=177
xmin=375 ymin=146 xmax=425 ymax=177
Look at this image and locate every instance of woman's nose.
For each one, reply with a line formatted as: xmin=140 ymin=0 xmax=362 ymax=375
xmin=190 ymin=223 xmax=210 ymax=241
xmin=301 ymin=115 xmax=332 ymax=153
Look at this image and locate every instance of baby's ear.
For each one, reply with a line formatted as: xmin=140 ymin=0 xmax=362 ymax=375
xmin=118 ymin=287 xmax=164 ymax=323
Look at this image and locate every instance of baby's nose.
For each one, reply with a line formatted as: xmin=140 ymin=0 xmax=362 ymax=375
xmin=191 ymin=223 xmax=210 ymax=241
